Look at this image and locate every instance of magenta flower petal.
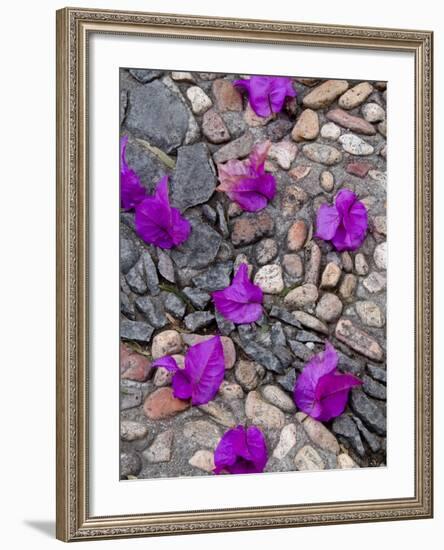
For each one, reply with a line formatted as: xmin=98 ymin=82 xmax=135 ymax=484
xmin=214 ymin=425 xmax=268 ymax=474
xmin=212 ymin=263 xmax=264 ymax=324
xmin=313 ymin=372 xmax=363 ymax=421
xmin=120 ymin=135 xmax=147 ymax=210
xmin=171 ymin=370 xmax=193 ymax=401
xmin=294 ymin=342 xmax=362 ymax=421
xmin=183 ymin=335 xmax=225 ymax=405
xmin=234 ymin=76 xmax=296 ymax=117
xmin=315 ymin=188 xmax=368 ymax=252
xmin=134 ymin=176 xmax=191 ymax=249
xmin=216 ymin=141 xmax=276 ymax=212
xmin=151 ymin=355 xmax=179 ymax=372
xmin=315 ymin=204 xmax=341 ymax=241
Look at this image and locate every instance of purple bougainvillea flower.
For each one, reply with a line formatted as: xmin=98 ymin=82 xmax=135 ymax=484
xmin=120 ymin=135 xmax=147 ymax=210
xmin=315 ymin=188 xmax=368 ymax=252
xmin=152 ymin=335 xmax=225 ymax=406
xmin=214 ymin=425 xmax=268 ymax=474
xmin=294 ymin=342 xmax=362 ymax=422
xmin=134 ymin=176 xmax=191 ymax=249
xmin=212 ymin=263 xmax=263 ymax=324
xmin=233 ymin=76 xmax=296 ymax=117
xmin=216 ymin=141 xmax=276 ymax=212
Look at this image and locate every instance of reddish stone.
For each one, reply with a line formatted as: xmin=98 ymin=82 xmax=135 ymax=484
xmin=346 ymin=162 xmax=373 ymax=178
xmin=212 ymin=79 xmax=243 ymax=112
xmin=143 ymin=387 xmax=190 ymax=420
xmin=202 ymin=109 xmax=230 ymax=144
xmin=287 ymin=220 xmax=308 ymax=252
xmin=231 ymin=212 xmax=274 ymax=247
xmin=326 ymin=108 xmax=376 ymax=135
xmin=120 ymin=343 xmax=152 ymax=382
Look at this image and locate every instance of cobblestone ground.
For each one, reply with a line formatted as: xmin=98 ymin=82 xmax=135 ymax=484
xmin=119 ymin=69 xmax=387 ymax=479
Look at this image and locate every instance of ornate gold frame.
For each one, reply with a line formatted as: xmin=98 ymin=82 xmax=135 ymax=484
xmin=56 ymin=7 xmax=433 ymax=542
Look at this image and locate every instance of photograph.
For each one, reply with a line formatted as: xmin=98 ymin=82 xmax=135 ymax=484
xmin=119 ymin=69 xmax=388 ymax=480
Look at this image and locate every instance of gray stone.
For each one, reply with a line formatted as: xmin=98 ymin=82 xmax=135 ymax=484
xmin=141 ymin=251 xmax=160 ymax=295
xmin=237 ymin=338 xmax=284 ymax=374
xmin=216 ymin=202 xmax=229 ymax=238
xmin=171 ymin=143 xmax=216 ymax=210
xmin=184 ymin=311 xmax=214 ymax=331
xmin=362 ymin=374 xmax=386 ymax=400
xmin=202 ymin=204 xmax=217 ymax=224
xmin=294 ymin=445 xmax=325 ymax=470
xmin=302 ymin=143 xmax=342 ymax=165
xmin=120 ymin=451 xmax=142 ymax=477
xmin=272 ymin=345 xmax=294 ymax=368
xmin=316 ymin=293 xmax=343 ymax=323
xmin=337 ymin=453 xmax=358 ymax=468
xmin=215 ymin=310 xmax=235 ymax=336
xmin=120 ymin=420 xmax=148 ymax=442
xmin=120 ymin=320 xmax=154 ymax=343
xmin=353 ymin=416 xmax=382 ymax=452
xmin=255 ymin=239 xmax=278 ymax=265
xmin=198 ymin=402 xmax=236 ymax=427
xmin=350 ymin=389 xmax=386 ymax=435
xmin=288 ymin=340 xmax=313 ymax=361
xmin=273 ymin=424 xmax=298 ymax=459
xmin=277 ymin=369 xmax=297 ymax=393
xmin=143 ymin=430 xmax=174 ymax=463
xmin=332 ymin=414 xmax=365 ymax=456
xmin=135 ymin=296 xmax=168 ymax=328
xmin=374 ymin=242 xmax=387 ymax=270
xmin=261 ymin=385 xmax=296 ymax=413
xmin=338 ymin=134 xmax=374 ymax=155
xmin=292 ymin=311 xmax=329 ymax=334
xmin=186 ymin=86 xmax=212 ymax=114
xmin=162 ymin=292 xmax=186 ymax=319
xmin=171 ymin=220 xmax=222 ymax=269
xmin=269 ymin=307 xmax=301 ymax=328
xmin=245 ymin=391 xmax=285 ymax=430
xmin=362 ymin=102 xmax=385 ymax=122
xmin=157 ymin=250 xmax=175 ymax=283
xmin=320 ymin=262 xmax=341 ymax=289
xmin=284 ymin=284 xmax=318 ymax=309
xmin=355 ymin=253 xmax=369 ymax=276
xmin=183 ymin=420 xmax=221 ymax=449
xmin=120 ymin=383 xmax=143 ymax=410
xmin=235 ymin=360 xmax=262 ymax=391
xmin=367 ymin=364 xmax=386 ymax=383
xmin=335 ymin=319 xmax=384 ymax=361
xmin=125 ymin=261 xmax=147 ymax=295
xmin=182 ymin=287 xmax=211 ymax=309
xmin=254 ymin=264 xmax=284 ymax=294
xmin=270 ymin=322 xmax=287 ymax=347
xmin=296 ymin=413 xmax=340 ymax=454
xmin=125 ymin=79 xmax=196 ymax=153
xmin=192 ymin=262 xmax=233 ymax=291
xmin=363 ymin=272 xmax=386 ymax=293
xmin=120 ymin=292 xmax=135 ymax=320
xmin=356 ymin=301 xmax=385 ymax=328
xmin=295 ymin=330 xmax=325 ymax=344
xmin=124 ymin=138 xmax=170 ymax=193
xmin=120 ymin=237 xmax=139 ymax=274
xmin=305 ymin=242 xmax=322 ymax=285
xmin=213 ymin=131 xmax=254 ymax=163
xmin=189 ymin=450 xmax=215 ymax=473
xmin=128 ymin=68 xmax=163 ymax=83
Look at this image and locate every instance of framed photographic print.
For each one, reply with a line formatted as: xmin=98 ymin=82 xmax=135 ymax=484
xmin=56 ymin=7 xmax=433 ymax=542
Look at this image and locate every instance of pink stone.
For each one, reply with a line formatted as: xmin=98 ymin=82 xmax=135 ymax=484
xmin=287 ymin=220 xmax=308 ymax=252
xmin=143 ymin=387 xmax=190 ymax=420
xmin=346 ymin=162 xmax=373 ymax=178
xmin=212 ymin=79 xmax=243 ymax=112
xmin=120 ymin=343 xmax=152 ymax=382
xmin=326 ymin=108 xmax=376 ymax=135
